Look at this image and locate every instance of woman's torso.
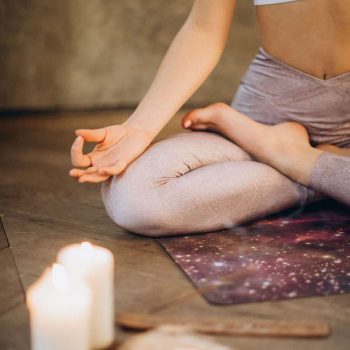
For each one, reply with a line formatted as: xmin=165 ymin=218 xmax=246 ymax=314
xmin=232 ymin=0 xmax=350 ymax=147
xmin=256 ymin=0 xmax=350 ymax=80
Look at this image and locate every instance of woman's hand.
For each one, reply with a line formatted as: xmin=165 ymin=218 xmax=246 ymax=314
xmin=69 ymin=123 xmax=153 ymax=183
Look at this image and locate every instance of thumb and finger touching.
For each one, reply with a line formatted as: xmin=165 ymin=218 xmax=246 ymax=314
xmin=71 ymin=125 xmax=145 ymax=183
xmin=71 ymin=136 xmax=92 ymax=168
xmin=69 ymin=131 xmax=128 ymax=180
xmin=75 ymin=128 xmax=107 ymax=143
xmin=76 ymin=125 xmax=128 ymax=150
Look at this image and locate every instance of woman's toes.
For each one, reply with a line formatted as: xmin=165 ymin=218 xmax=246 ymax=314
xmin=182 ymin=105 xmax=224 ymax=130
xmin=183 ymin=109 xmax=206 ymax=128
xmin=208 ymin=102 xmax=231 ymax=112
xmin=183 ymin=120 xmax=192 ymax=128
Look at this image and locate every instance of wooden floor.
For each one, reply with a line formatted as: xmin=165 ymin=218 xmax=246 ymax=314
xmin=1 ymin=110 xmax=349 ymax=349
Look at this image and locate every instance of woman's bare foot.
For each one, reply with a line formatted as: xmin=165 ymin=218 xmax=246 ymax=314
xmin=182 ymin=103 xmax=323 ymax=186
xmin=316 ymin=143 xmax=350 ymax=157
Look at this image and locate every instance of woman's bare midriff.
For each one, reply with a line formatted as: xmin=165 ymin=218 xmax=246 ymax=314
xmin=256 ymin=0 xmax=350 ymax=80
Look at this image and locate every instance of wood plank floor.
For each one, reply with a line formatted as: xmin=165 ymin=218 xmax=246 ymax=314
xmin=0 ymin=110 xmax=349 ymax=349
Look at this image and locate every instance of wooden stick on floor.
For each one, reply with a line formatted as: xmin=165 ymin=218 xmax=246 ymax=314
xmin=116 ymin=311 xmax=330 ymax=338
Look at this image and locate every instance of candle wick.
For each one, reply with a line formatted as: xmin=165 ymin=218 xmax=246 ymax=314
xmin=81 ymin=241 xmax=93 ymax=255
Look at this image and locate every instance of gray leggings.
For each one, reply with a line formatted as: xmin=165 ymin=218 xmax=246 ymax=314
xmin=101 ymin=47 xmax=350 ymax=237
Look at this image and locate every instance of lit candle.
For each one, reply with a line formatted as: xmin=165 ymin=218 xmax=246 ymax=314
xmin=26 ymin=264 xmax=91 ymax=350
xmin=57 ymin=242 xmax=115 ymax=349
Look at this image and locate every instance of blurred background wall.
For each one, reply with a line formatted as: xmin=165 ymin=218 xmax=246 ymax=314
xmin=0 ymin=0 xmax=259 ymax=111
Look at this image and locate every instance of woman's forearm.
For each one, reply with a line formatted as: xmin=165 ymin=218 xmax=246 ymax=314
xmin=125 ymin=1 xmax=236 ymax=138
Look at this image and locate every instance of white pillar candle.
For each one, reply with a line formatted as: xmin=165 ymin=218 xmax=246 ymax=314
xmin=57 ymin=242 xmax=115 ymax=349
xmin=27 ymin=264 xmax=92 ymax=350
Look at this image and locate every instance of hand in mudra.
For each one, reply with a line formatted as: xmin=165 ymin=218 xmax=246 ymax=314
xmin=69 ymin=123 xmax=153 ymax=183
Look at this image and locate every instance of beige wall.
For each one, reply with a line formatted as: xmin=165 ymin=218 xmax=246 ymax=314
xmin=0 ymin=0 xmax=259 ymax=110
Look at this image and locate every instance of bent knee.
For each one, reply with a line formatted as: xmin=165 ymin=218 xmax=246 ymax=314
xmin=101 ymin=177 xmax=175 ymax=238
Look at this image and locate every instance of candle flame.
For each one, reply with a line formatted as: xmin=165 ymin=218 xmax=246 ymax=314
xmin=51 ymin=263 xmax=69 ymax=291
xmin=81 ymin=241 xmax=93 ymax=254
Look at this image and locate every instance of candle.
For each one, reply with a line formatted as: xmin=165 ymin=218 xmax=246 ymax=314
xmin=57 ymin=242 xmax=115 ymax=349
xmin=27 ymin=264 xmax=91 ymax=350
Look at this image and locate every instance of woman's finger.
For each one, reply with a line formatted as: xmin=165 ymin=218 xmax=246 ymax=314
xmin=69 ymin=168 xmax=86 ymax=177
xmin=78 ymin=173 xmax=110 ymax=183
xmin=75 ymin=128 xmax=106 ymax=143
xmin=97 ymin=160 xmax=127 ymax=176
xmin=71 ymin=136 xmax=92 ymax=167
xmin=69 ymin=166 xmax=99 ymax=177
xmin=86 ymin=166 xmax=98 ymax=174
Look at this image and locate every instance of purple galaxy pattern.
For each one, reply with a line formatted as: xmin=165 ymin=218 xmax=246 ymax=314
xmin=158 ymin=201 xmax=350 ymax=305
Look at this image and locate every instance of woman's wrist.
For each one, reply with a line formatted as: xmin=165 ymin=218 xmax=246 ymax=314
xmin=123 ymin=111 xmax=170 ymax=140
xmin=122 ymin=118 xmax=156 ymax=144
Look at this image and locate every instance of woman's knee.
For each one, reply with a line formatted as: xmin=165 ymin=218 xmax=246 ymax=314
xmin=100 ymin=131 xmax=249 ymax=236
xmin=100 ymin=135 xmax=188 ymax=236
xmin=101 ymin=171 xmax=174 ymax=238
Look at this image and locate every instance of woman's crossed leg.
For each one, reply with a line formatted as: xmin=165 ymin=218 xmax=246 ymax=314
xmin=102 ymin=129 xmax=316 ymax=237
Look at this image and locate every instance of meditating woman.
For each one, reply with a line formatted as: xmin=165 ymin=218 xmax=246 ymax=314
xmin=70 ymin=0 xmax=350 ymax=236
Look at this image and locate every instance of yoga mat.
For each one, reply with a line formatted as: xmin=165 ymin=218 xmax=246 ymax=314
xmin=157 ymin=200 xmax=350 ymax=305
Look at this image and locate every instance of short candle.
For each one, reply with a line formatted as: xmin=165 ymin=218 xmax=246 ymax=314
xmin=26 ymin=264 xmax=91 ymax=350
xmin=57 ymin=242 xmax=115 ymax=349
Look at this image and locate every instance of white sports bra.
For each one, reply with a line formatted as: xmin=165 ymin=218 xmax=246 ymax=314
xmin=254 ymin=0 xmax=298 ymax=5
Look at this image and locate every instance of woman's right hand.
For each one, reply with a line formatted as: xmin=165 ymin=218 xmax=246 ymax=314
xmin=69 ymin=122 xmax=153 ymax=183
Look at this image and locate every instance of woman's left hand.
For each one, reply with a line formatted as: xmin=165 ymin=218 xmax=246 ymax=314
xmin=69 ymin=123 xmax=153 ymax=183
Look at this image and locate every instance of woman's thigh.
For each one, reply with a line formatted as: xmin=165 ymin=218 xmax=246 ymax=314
xmin=101 ymin=131 xmax=317 ymax=236
xmin=104 ymin=131 xmax=251 ymax=189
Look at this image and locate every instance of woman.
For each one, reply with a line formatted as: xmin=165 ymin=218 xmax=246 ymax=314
xmin=70 ymin=0 xmax=350 ymax=236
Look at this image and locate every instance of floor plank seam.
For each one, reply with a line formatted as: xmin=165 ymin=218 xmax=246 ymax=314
xmin=0 ymin=215 xmax=10 ymax=248
xmin=0 ymin=216 xmax=26 ymax=300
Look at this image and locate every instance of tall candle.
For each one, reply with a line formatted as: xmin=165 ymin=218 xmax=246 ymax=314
xmin=27 ymin=264 xmax=91 ymax=350
xmin=57 ymin=242 xmax=115 ymax=349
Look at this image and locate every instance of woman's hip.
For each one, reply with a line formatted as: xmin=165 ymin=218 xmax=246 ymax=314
xmin=231 ymin=47 xmax=350 ymax=148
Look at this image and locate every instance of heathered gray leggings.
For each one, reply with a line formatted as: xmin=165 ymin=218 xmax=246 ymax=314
xmin=101 ymin=47 xmax=350 ymax=237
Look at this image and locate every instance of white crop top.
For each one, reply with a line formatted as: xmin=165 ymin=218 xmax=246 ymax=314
xmin=254 ymin=0 xmax=298 ymax=5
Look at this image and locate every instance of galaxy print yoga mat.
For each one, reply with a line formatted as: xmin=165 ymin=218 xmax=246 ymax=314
xmin=157 ymin=200 xmax=350 ymax=305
